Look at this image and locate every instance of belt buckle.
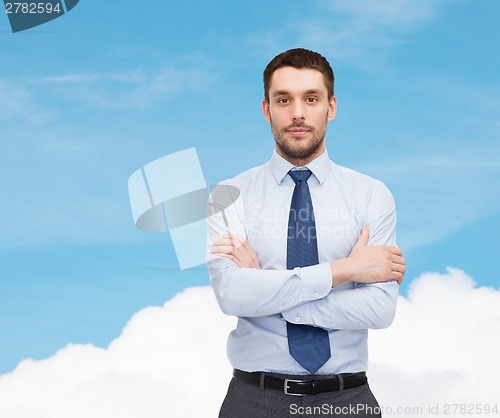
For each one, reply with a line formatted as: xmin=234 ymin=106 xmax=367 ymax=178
xmin=284 ymin=379 xmax=306 ymax=396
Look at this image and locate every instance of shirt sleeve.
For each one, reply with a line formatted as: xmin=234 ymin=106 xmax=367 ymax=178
xmin=281 ymin=182 xmax=399 ymax=330
xmin=206 ymin=183 xmax=332 ymax=317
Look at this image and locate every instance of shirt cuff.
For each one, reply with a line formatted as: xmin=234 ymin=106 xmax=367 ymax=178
xmin=282 ymin=262 xmax=332 ymax=324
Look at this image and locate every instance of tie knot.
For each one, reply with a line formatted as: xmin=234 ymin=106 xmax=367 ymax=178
xmin=289 ymin=169 xmax=312 ymax=184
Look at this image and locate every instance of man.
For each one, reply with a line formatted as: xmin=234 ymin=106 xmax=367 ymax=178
xmin=206 ymin=48 xmax=405 ymax=418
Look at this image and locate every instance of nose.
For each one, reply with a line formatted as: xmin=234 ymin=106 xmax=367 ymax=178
xmin=291 ymin=102 xmax=306 ymax=122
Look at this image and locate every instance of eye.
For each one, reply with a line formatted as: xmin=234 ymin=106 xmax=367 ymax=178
xmin=306 ymin=97 xmax=318 ymax=103
xmin=277 ymin=98 xmax=290 ymax=104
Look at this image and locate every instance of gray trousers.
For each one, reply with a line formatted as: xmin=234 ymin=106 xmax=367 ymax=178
xmin=219 ymin=372 xmax=382 ymax=418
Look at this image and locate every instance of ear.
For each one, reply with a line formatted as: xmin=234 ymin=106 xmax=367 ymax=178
xmin=327 ymin=96 xmax=337 ymax=122
xmin=262 ymin=99 xmax=271 ymax=124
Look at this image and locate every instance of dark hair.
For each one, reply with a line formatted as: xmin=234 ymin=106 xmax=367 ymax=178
xmin=263 ymin=48 xmax=335 ymax=101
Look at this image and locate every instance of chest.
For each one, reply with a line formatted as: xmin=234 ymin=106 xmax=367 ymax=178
xmin=243 ymin=184 xmax=361 ymax=268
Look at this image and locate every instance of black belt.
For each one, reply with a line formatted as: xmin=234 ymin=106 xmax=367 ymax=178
xmin=233 ymin=369 xmax=367 ymax=396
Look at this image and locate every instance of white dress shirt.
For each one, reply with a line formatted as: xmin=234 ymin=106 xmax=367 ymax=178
xmin=207 ymin=150 xmax=398 ymax=375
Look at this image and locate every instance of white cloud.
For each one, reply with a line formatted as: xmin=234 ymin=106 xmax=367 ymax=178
xmin=369 ymin=268 xmax=500 ymax=415
xmin=1 ymin=269 xmax=499 ymax=417
xmin=0 ymin=287 xmax=235 ymax=418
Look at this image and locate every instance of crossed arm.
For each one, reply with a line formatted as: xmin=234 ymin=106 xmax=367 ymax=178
xmin=206 ymin=180 xmax=406 ymax=329
xmin=210 ymin=227 xmax=405 ymax=330
xmin=211 ymin=226 xmax=405 ymax=287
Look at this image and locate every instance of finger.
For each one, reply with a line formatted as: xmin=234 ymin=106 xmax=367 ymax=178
xmin=232 ymin=246 xmax=253 ymax=263
xmin=390 ymin=254 xmax=406 ymax=265
xmin=210 ymin=245 xmax=236 ymax=254
xmin=225 ymin=236 xmax=254 ymax=256
xmin=213 ymin=253 xmax=241 ymax=266
xmin=387 ymin=271 xmax=403 ymax=284
xmin=391 ymin=263 xmax=406 ymax=275
xmin=212 ymin=238 xmax=245 ymax=248
xmin=230 ymin=236 xmax=248 ymax=250
xmin=223 ymin=234 xmax=247 ymax=243
xmin=241 ymin=238 xmax=256 ymax=253
xmin=352 ymin=226 xmax=370 ymax=250
xmin=374 ymin=245 xmax=403 ymax=257
xmin=212 ymin=238 xmax=233 ymax=246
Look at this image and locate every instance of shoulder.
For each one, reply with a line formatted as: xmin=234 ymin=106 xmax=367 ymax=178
xmin=218 ymin=160 xmax=271 ymax=189
xmin=330 ymin=162 xmax=394 ymax=205
xmin=209 ymin=161 xmax=271 ymax=209
xmin=333 ymin=162 xmax=379 ymax=184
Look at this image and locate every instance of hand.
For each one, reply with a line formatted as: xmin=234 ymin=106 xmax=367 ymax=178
xmin=331 ymin=226 xmax=406 ymax=286
xmin=210 ymin=234 xmax=261 ymax=269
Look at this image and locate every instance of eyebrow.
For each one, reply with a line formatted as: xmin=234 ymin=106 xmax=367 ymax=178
xmin=304 ymin=89 xmax=322 ymax=95
xmin=271 ymin=90 xmax=291 ymax=97
xmin=271 ymin=89 xmax=322 ymax=97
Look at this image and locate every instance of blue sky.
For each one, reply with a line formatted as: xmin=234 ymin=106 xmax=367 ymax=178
xmin=0 ymin=0 xmax=499 ymax=374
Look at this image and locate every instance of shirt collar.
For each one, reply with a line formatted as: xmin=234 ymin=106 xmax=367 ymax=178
xmin=269 ymin=149 xmax=331 ymax=185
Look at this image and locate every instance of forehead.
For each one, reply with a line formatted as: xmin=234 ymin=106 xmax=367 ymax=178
xmin=269 ymin=67 xmax=328 ymax=96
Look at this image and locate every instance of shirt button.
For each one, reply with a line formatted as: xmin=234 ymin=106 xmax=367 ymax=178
xmin=279 ymin=305 xmax=283 ymax=310
xmin=314 ymin=292 xmax=319 ymax=298
xmin=295 ymin=317 xmax=300 ymax=322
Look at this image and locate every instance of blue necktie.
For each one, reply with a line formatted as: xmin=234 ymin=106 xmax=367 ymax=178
xmin=286 ymin=169 xmax=331 ymax=373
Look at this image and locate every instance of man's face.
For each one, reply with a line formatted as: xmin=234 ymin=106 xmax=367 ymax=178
xmin=262 ymin=67 xmax=336 ymax=165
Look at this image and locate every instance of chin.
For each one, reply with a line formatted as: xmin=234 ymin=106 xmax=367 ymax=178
xmin=281 ymin=140 xmax=322 ymax=158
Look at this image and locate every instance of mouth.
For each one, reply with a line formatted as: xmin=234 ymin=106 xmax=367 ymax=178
xmin=286 ymin=128 xmax=310 ymax=137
